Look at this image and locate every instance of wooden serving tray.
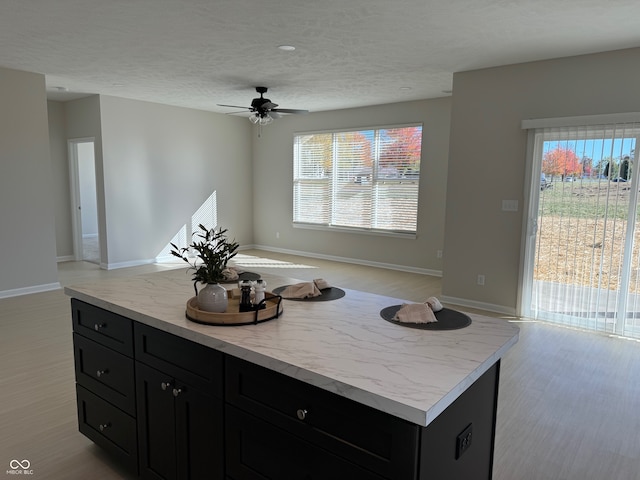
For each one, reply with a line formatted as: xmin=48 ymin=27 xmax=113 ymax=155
xmin=186 ymin=292 xmax=283 ymax=326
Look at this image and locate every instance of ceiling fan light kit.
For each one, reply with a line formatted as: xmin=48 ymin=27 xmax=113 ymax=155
xmin=249 ymin=113 xmax=274 ymax=125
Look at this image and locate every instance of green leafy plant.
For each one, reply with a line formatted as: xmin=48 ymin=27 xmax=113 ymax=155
xmin=170 ymin=225 xmax=239 ymax=286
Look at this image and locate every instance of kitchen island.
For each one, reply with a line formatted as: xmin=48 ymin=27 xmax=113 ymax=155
xmin=66 ymin=267 xmax=519 ymax=480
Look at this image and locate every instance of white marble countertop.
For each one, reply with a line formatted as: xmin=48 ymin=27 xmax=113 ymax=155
xmin=65 ymin=268 xmax=519 ymax=426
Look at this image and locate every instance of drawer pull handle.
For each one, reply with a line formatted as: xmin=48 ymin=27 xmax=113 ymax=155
xmin=99 ymin=422 xmax=111 ymax=432
xmin=96 ymin=369 xmax=109 ymax=378
xmin=172 ymin=388 xmax=182 ymax=397
xmin=296 ymin=409 xmax=308 ymax=421
xmin=161 ymin=381 xmax=172 ymax=391
xmin=94 ymin=323 xmax=106 ymax=331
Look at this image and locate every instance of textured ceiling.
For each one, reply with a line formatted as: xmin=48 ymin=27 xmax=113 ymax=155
xmin=2 ymin=0 xmax=640 ymax=114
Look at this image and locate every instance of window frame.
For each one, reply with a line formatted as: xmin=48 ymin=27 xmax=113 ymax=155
xmin=292 ymin=123 xmax=423 ymax=238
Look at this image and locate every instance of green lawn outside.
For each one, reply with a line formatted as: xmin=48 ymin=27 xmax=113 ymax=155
xmin=539 ymin=178 xmax=634 ymax=220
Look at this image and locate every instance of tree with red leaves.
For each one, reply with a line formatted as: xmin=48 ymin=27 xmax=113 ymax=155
xmin=542 ymin=146 xmax=581 ymax=181
xmin=378 ymin=126 xmax=422 ymax=175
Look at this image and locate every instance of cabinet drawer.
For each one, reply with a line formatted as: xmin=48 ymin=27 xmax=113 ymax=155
xmin=76 ymin=385 xmax=138 ymax=474
xmin=226 ymin=405 xmax=385 ymax=480
xmin=73 ymin=333 xmax=136 ymax=415
xmin=72 ymin=299 xmax=133 ymax=356
xmin=135 ymin=323 xmax=223 ymax=398
xmin=226 ymin=357 xmax=419 ymax=480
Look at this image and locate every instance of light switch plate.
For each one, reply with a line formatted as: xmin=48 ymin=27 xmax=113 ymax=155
xmin=502 ymin=199 xmax=518 ymax=212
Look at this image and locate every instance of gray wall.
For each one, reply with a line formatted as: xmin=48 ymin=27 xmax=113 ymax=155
xmin=443 ymin=46 xmax=640 ymax=313
xmin=46 ymin=95 xmax=253 ymax=270
xmin=251 ymin=98 xmax=451 ymax=274
xmin=98 ymin=96 xmax=253 ymax=267
xmin=48 ymin=100 xmax=73 ymax=260
xmin=0 ymin=67 xmax=59 ymax=295
xmin=10 ymin=46 xmax=640 ymax=307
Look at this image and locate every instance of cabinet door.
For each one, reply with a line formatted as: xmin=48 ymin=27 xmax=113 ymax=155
xmin=226 ymin=405 xmax=385 ymax=480
xmin=136 ymin=362 xmax=178 ymax=480
xmin=174 ymin=383 xmax=224 ymax=480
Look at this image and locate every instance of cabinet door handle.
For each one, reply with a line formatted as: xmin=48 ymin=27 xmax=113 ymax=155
xmin=94 ymin=323 xmax=106 ymax=331
xmin=99 ymin=422 xmax=111 ymax=432
xmin=161 ymin=381 xmax=172 ymax=391
xmin=96 ymin=369 xmax=109 ymax=378
xmin=296 ymin=409 xmax=308 ymax=421
xmin=172 ymin=388 xmax=182 ymax=397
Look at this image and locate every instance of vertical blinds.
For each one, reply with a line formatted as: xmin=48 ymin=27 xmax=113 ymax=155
xmin=524 ymin=120 xmax=640 ymax=338
xmin=293 ymin=125 xmax=422 ymax=234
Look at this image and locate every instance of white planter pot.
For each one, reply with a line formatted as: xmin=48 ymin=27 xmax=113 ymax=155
xmin=197 ymin=283 xmax=228 ymax=313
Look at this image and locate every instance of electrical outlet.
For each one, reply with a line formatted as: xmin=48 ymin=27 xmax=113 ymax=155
xmin=437 ymin=250 xmax=443 ymax=259
xmin=456 ymin=423 xmax=473 ymax=459
xmin=276 ymin=232 xmax=280 ymax=239
xmin=477 ymin=274 xmax=485 ymax=286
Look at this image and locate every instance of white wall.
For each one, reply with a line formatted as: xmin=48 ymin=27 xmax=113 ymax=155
xmin=443 ymin=46 xmax=640 ymax=313
xmin=0 ymin=67 xmax=59 ymax=296
xmin=251 ymin=98 xmax=451 ymax=273
xmin=98 ymin=96 xmax=252 ymax=268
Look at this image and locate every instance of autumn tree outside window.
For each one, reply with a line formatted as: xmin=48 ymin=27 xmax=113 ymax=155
xmin=542 ymin=146 xmax=582 ymax=181
xmin=293 ymin=124 xmax=423 ymax=235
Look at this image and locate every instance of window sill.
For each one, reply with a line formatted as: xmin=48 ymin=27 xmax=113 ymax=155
xmin=292 ymin=222 xmax=417 ymax=239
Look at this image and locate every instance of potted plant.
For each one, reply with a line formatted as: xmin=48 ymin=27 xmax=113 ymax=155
xmin=170 ymin=225 xmax=239 ymax=312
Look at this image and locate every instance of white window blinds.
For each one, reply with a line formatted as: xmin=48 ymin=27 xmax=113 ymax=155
xmin=293 ymin=125 xmax=422 ymax=234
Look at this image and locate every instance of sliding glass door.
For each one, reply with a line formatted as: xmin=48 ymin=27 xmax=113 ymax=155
xmin=522 ymin=120 xmax=640 ymax=339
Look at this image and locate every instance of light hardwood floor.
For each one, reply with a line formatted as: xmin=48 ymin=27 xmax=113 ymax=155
xmin=1 ymin=250 xmax=639 ymax=479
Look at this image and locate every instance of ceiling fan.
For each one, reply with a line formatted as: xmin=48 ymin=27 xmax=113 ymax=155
xmin=217 ymin=87 xmax=309 ymax=125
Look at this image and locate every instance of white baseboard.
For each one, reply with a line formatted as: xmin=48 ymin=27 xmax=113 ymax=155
xmin=0 ymin=282 xmax=62 ymax=299
xmin=248 ymin=245 xmax=513 ymax=315
xmin=440 ymin=295 xmax=516 ymax=316
xmin=57 ymin=255 xmax=75 ymax=263
xmin=103 ymin=258 xmax=157 ymax=270
xmin=251 ymin=244 xmax=442 ymax=277
xmin=154 ymin=254 xmax=177 ymax=263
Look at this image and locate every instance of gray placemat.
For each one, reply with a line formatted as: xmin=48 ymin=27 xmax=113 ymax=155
xmin=273 ymin=285 xmax=346 ymax=302
xmin=380 ymin=305 xmax=472 ymax=330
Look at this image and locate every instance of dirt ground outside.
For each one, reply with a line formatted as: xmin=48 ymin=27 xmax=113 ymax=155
xmin=535 ymin=180 xmax=640 ymax=293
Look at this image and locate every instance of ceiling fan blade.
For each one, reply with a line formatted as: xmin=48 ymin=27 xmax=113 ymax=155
xmin=217 ymin=104 xmax=251 ymax=109
xmin=261 ymin=101 xmax=278 ymax=110
xmin=269 ymin=111 xmax=282 ymax=119
xmin=272 ymin=108 xmax=309 ymax=114
xmin=224 ymin=110 xmax=252 ymax=115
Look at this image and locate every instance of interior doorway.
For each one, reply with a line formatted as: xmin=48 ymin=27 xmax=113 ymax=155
xmin=68 ymin=138 xmax=100 ymax=264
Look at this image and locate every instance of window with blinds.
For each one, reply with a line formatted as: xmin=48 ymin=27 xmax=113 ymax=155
xmin=293 ymin=125 xmax=422 ymax=235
